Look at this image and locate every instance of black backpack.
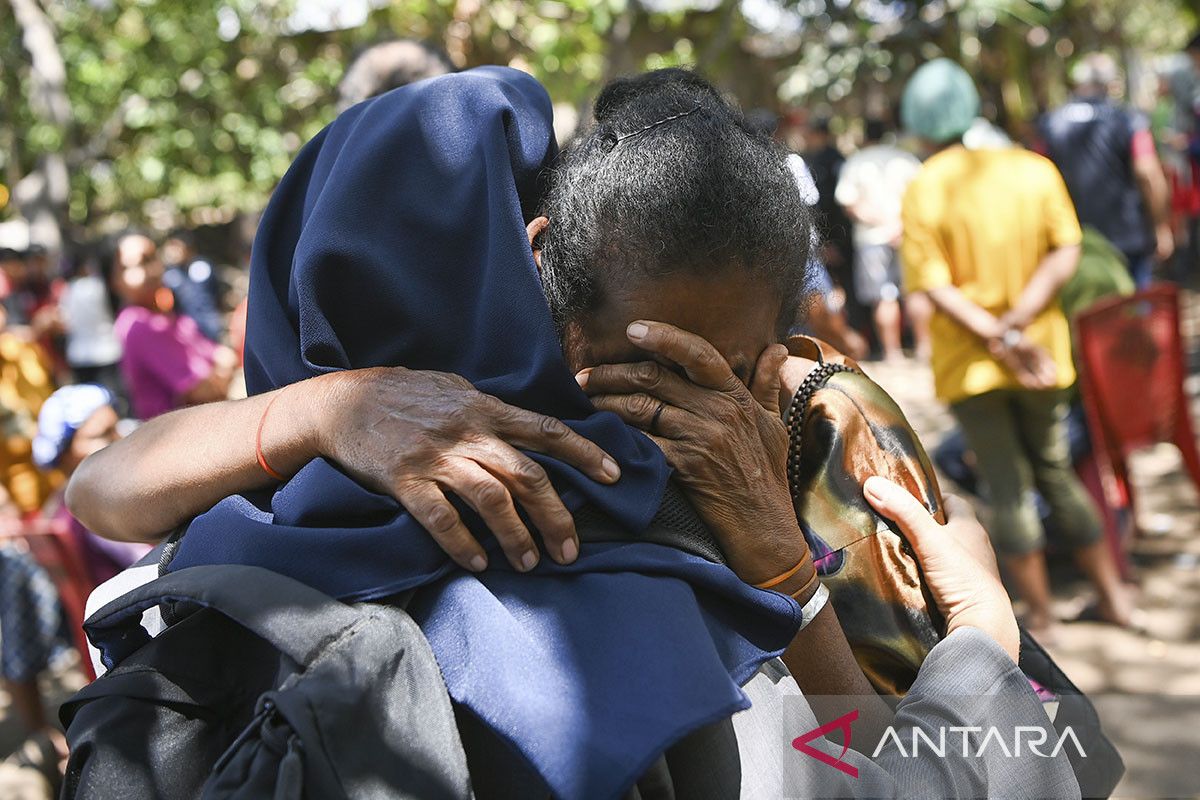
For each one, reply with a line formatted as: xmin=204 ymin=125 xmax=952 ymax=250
xmin=59 ymin=564 xmax=471 ymax=800
xmin=1018 ymin=629 xmax=1124 ymax=799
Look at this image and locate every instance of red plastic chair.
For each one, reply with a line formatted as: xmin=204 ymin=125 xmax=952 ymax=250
xmin=1074 ymin=284 xmax=1200 ymax=540
xmin=2 ymin=517 xmax=98 ymax=681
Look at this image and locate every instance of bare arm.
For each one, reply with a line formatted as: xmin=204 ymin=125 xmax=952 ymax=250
xmin=925 ymin=244 xmax=1080 ymax=338
xmin=66 ymin=384 xmax=321 ymax=543
xmin=997 ymin=243 xmax=1081 ymax=331
xmin=781 ymin=601 xmax=896 ymax=749
xmin=923 ymin=284 xmax=1004 ymax=342
xmin=1133 ymin=150 xmax=1171 ymax=226
xmin=179 ymin=346 xmax=238 ymax=405
xmin=66 ymin=367 xmax=623 ymax=572
xmin=1132 ymin=147 xmax=1175 ymax=262
xmin=923 ymin=246 xmax=1078 ymax=391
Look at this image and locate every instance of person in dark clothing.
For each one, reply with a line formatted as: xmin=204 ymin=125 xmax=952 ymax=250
xmin=161 ymin=229 xmax=224 ymax=342
xmin=803 ymin=118 xmax=865 ymax=329
xmin=1039 ymin=53 xmax=1174 ymax=287
xmin=803 ymin=120 xmax=853 ymax=270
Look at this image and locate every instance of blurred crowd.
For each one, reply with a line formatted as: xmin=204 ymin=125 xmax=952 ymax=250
xmin=787 ymin=51 xmax=1194 ymax=364
xmin=0 ymin=32 xmax=1198 ymax=796
xmin=0 ymin=223 xmax=248 ymax=788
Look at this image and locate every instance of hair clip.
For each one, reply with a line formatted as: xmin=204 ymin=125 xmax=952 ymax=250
xmin=613 ymin=104 xmax=703 ymax=146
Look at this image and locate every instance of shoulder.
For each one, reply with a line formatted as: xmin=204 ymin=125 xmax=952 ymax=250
xmin=115 ymin=307 xmax=175 ymax=344
xmin=843 ymin=148 xmax=869 ymax=167
xmin=115 ymin=306 xmax=150 ymax=335
xmin=879 ymin=145 xmax=921 ymax=171
xmin=992 ymin=147 xmax=1059 ymax=177
xmin=174 ymin=313 xmax=203 ymax=339
xmin=1119 ymin=105 xmax=1150 ymax=132
xmin=906 ymin=147 xmax=959 ymax=187
xmin=1016 ymin=147 xmax=1055 ymax=167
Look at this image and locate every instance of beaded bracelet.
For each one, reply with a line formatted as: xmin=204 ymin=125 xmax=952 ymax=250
xmin=784 ymin=362 xmax=858 ymax=498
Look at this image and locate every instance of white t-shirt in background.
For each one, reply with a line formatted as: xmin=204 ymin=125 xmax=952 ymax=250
xmin=61 ymin=274 xmax=122 ymax=367
xmin=834 ymin=144 xmax=920 ymax=247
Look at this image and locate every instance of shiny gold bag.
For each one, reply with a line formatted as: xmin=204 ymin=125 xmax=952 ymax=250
xmin=786 ymin=336 xmax=945 ymax=696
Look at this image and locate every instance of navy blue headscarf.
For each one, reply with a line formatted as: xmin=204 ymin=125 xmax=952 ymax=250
xmin=170 ymin=67 xmax=801 ymax=799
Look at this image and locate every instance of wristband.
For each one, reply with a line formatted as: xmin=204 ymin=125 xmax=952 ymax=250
xmin=255 ymin=392 xmax=286 ymax=482
xmin=753 ymin=558 xmax=806 ymax=590
xmin=796 ymin=583 xmax=830 ymax=631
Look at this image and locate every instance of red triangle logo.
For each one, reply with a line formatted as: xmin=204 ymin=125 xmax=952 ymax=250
xmin=792 ymin=709 xmax=860 ymax=778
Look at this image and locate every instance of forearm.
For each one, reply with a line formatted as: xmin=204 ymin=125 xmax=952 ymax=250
xmin=874 ymin=627 xmax=1078 ymax=799
xmin=924 ymin=286 xmax=1002 ymax=341
xmin=739 ymin=525 xmax=893 ymax=746
xmin=66 ymin=376 xmax=330 ymax=542
xmin=782 ymin=602 xmax=895 ymax=749
xmin=1134 ymin=156 xmax=1171 ymax=226
xmin=1002 ymin=244 xmax=1080 ymax=330
xmin=181 ymin=372 xmax=230 ymax=405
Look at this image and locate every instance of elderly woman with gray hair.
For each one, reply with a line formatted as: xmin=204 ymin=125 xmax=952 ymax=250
xmin=69 ymin=67 xmax=1082 ymax=798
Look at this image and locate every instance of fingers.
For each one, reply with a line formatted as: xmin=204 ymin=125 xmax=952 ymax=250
xmin=468 ymin=439 xmax=580 ymax=566
xmin=641 ymin=431 xmax=684 ymax=468
xmin=941 ymin=492 xmax=1000 ymax=570
xmin=396 ymin=479 xmax=489 ymax=573
xmin=750 ymin=344 xmax=789 ymax=414
xmin=625 ymin=320 xmax=741 ymax=393
xmin=862 ymin=475 xmax=942 ymax=557
xmin=492 ymin=401 xmax=621 ymax=484
xmin=442 ymin=460 xmax=541 ymax=573
xmin=577 ymin=361 xmax=702 ymax=412
xmin=942 ymin=492 xmax=977 ymax=524
xmin=588 ymin=393 xmax=687 ymax=437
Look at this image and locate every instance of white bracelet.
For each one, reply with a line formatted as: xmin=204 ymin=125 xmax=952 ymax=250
xmin=797 ymin=583 xmax=830 ymax=631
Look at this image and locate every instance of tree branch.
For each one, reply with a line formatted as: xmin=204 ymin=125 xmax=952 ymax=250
xmin=9 ymin=0 xmax=71 ymax=127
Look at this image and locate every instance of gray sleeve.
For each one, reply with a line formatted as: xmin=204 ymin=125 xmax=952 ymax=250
xmin=728 ymin=627 xmax=1081 ymax=799
xmin=871 ymin=626 xmax=1081 ymax=799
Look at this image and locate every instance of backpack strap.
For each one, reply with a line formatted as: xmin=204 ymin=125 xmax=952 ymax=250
xmin=84 ymin=565 xmax=362 ymax=672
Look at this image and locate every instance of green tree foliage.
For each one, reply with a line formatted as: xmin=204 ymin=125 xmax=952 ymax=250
xmin=771 ymin=0 xmax=1196 ymax=130
xmin=0 ymin=0 xmax=1194 ymax=240
xmin=1 ymin=0 xmax=346 ymax=233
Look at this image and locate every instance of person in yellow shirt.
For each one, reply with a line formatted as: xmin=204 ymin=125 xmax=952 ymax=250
xmin=899 ymin=59 xmax=1132 ymax=637
xmin=0 ymin=315 xmax=59 ymax=514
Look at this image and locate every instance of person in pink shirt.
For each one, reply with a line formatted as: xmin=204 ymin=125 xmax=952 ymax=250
xmin=109 ymin=233 xmax=236 ymax=419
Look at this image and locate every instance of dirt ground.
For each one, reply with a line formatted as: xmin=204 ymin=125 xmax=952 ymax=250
xmin=862 ymin=292 xmax=1200 ymax=800
xmin=2 ymin=296 xmax=1198 ymax=798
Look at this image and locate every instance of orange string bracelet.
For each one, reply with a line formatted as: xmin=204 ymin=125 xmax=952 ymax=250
xmin=753 ymin=558 xmax=806 ymax=591
xmin=788 ymin=571 xmax=821 ymax=602
xmin=255 ymin=392 xmax=286 ymax=482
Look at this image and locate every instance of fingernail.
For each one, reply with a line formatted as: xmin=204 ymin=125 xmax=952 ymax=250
xmin=469 ymin=555 xmax=488 ymax=572
xmin=863 ymin=475 xmax=888 ymax=502
xmin=602 ymin=456 xmax=621 ymax=481
xmin=575 ymin=369 xmax=590 ymax=389
xmin=560 ymin=537 xmax=578 ymax=564
xmin=521 ymin=550 xmax=539 ymax=572
xmin=627 ymin=322 xmax=649 ymax=340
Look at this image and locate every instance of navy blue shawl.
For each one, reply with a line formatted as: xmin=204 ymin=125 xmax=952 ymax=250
xmin=170 ymin=67 xmax=800 ymax=799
